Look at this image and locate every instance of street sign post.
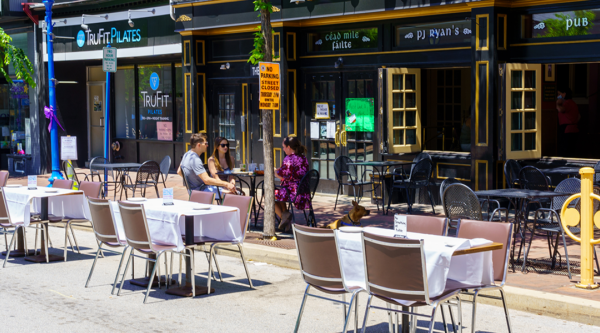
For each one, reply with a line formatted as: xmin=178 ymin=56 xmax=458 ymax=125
xmin=259 ymin=62 xmax=280 ymax=110
xmin=102 ymin=47 xmax=117 ymax=73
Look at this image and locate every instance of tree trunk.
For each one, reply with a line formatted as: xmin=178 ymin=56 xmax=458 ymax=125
xmin=261 ymin=2 xmax=277 ymax=238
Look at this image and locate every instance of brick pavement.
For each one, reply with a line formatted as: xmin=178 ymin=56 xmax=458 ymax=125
xmin=11 ymin=171 xmax=600 ymax=303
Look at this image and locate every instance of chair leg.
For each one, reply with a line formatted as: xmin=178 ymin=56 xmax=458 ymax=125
xmin=211 ymin=245 xmax=223 ymax=282
xmin=69 ymin=223 xmax=81 ymax=254
xmin=341 ymin=292 xmax=357 ymax=333
xmin=404 ymin=187 xmax=412 ymax=213
xmin=499 ymin=288 xmax=513 ymax=333
xmin=207 ymin=246 xmax=215 ymax=295
xmin=237 ymin=244 xmax=253 ymax=289
xmin=293 ymin=285 xmax=311 ymax=333
xmin=594 ymin=247 xmax=600 ymax=274
xmin=3 ymin=227 xmax=8 ymax=252
xmin=361 ymin=295 xmax=373 ymax=333
xmin=521 ymin=227 xmax=537 ymax=273
xmin=385 ymin=303 xmax=393 ymax=333
xmin=428 ymin=304 xmax=439 ymax=333
xmin=470 ymin=290 xmax=479 ymax=333
xmin=440 ymin=306 xmax=450 ymax=333
xmin=335 ymin=183 xmax=341 ymax=210
xmin=85 ymin=242 xmax=103 ymax=288
xmin=3 ymin=228 xmax=17 ymax=268
xmin=117 ymin=251 xmax=134 ymax=296
xmin=63 ymin=223 xmax=69 ymax=262
xmin=561 ymin=230 xmax=572 ymax=280
xmin=111 ymin=247 xmax=129 ymax=295
xmin=144 ymin=252 xmax=162 ymax=304
xmin=427 ymin=186 xmax=436 ymax=214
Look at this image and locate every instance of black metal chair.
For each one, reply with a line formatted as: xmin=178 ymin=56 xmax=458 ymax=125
xmin=504 ymin=159 xmax=522 ymax=188
xmin=120 ymin=160 xmax=161 ymax=199
xmin=442 ymin=183 xmax=507 ymax=226
xmin=389 ymin=152 xmax=433 ymax=182
xmin=62 ymin=160 xmax=87 ymax=188
xmin=519 ymin=166 xmax=549 ymax=191
xmin=439 ymin=177 xmax=461 ymax=208
xmin=522 ymin=178 xmax=581 ymax=278
xmin=297 ymin=170 xmax=319 ymax=227
xmin=387 ymin=158 xmax=435 ymax=214
xmin=158 ymin=155 xmax=171 ymax=187
xmin=181 ymin=169 xmax=193 ymax=200
xmin=333 ymin=156 xmax=373 ymax=210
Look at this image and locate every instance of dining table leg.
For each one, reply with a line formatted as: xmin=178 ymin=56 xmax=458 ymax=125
xmin=166 ymin=215 xmax=214 ymax=297
xmin=24 ymin=197 xmax=63 ymax=263
xmin=401 ymin=306 xmax=410 ymax=333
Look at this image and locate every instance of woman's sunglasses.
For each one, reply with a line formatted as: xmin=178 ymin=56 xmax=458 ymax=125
xmin=219 ymin=143 xmax=229 ymax=148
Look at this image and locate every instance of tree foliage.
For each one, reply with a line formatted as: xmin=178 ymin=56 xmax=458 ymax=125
xmin=540 ymin=10 xmax=595 ymax=38
xmin=248 ymin=0 xmax=278 ymax=65
xmin=0 ymin=28 xmax=36 ymax=87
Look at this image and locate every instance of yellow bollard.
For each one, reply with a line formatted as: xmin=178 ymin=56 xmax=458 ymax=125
xmin=561 ymin=167 xmax=600 ymax=289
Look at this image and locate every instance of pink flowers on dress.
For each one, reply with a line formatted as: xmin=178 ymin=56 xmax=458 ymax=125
xmin=275 ymin=154 xmax=310 ymax=210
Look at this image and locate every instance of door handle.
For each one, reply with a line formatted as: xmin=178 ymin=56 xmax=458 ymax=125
xmin=334 ymin=125 xmax=341 ymax=146
xmin=341 ymin=124 xmax=347 ymax=147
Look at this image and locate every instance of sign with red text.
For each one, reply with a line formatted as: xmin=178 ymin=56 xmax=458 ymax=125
xmin=259 ymin=62 xmax=280 ymax=110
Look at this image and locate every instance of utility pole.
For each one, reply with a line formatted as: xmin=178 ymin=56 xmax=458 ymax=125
xmin=43 ymin=0 xmax=64 ymax=183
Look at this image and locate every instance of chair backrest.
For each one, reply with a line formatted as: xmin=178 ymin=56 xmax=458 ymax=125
xmin=553 ymin=178 xmax=580 ymax=210
xmin=0 ymin=189 xmax=10 ymax=224
xmin=409 ymin=158 xmax=433 ymax=187
xmin=440 ymin=178 xmax=461 ymax=209
xmin=594 ymin=161 xmax=600 ymax=183
xmin=362 ymin=232 xmax=429 ymax=303
xmin=442 ymin=183 xmax=483 ymax=220
xmin=53 ymin=179 xmax=74 ymax=189
xmin=159 ymin=155 xmax=171 ymax=177
xmin=457 ymin=220 xmax=513 ymax=284
xmin=0 ymin=170 xmax=8 ymax=187
xmin=118 ymin=201 xmax=152 ymax=251
xmin=297 ymin=169 xmax=320 ymax=200
xmin=136 ymin=160 xmax=161 ymax=185
xmin=334 ymin=156 xmax=357 ymax=183
xmin=90 ymin=156 xmax=112 ymax=178
xmin=181 ymin=169 xmax=192 ymax=198
xmin=519 ymin=166 xmax=549 ymax=191
xmin=88 ymin=197 xmax=120 ymax=244
xmin=62 ymin=160 xmax=78 ymax=184
xmin=190 ymin=190 xmax=215 ymax=205
xmin=411 ymin=152 xmax=432 ymax=175
xmin=222 ymin=194 xmax=254 ymax=238
xmin=79 ymin=181 xmax=102 ymax=199
xmin=403 ymin=214 xmax=447 ymax=236
xmin=504 ymin=160 xmax=522 ymax=188
xmin=293 ymin=225 xmax=345 ymax=290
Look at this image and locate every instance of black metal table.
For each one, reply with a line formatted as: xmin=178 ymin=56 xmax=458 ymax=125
xmin=539 ymin=166 xmax=583 ymax=176
xmin=475 ymin=189 xmax=574 ymax=271
xmin=218 ymin=172 xmax=264 ymax=228
xmin=90 ymin=163 xmax=142 ymax=199
xmin=348 ymin=161 xmax=414 ymax=215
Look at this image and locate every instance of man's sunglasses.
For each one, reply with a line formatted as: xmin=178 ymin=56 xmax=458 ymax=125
xmin=219 ymin=143 xmax=229 ymax=148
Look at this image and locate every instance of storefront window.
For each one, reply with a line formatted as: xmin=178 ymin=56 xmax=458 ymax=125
xmin=0 ymin=83 xmax=30 ymax=153
xmin=218 ymin=93 xmax=235 ymax=140
xmin=115 ymin=66 xmax=135 ymax=139
xmin=138 ymin=64 xmax=173 ymax=140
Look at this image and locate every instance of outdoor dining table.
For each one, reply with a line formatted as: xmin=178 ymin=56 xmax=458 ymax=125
xmin=109 ymin=198 xmax=241 ymax=296
xmin=336 ymin=226 xmax=501 ymax=333
xmin=2 ymin=186 xmax=86 ymax=262
xmin=347 ymin=161 xmax=415 ymax=215
xmin=89 ymin=162 xmax=142 ymax=199
xmin=474 ymin=188 xmax=574 ymax=271
xmin=538 ymin=166 xmax=583 ymax=177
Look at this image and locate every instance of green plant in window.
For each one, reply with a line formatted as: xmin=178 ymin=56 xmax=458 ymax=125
xmin=540 ymin=10 xmax=595 ymax=38
xmin=0 ymin=29 xmax=35 ymax=87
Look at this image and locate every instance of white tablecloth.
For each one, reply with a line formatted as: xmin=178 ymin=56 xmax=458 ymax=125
xmin=335 ymin=227 xmax=494 ymax=304
xmin=110 ymin=199 xmax=241 ymax=252
xmin=3 ymin=186 xmax=86 ymax=227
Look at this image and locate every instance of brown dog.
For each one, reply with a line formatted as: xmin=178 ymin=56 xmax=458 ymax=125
xmin=322 ymin=200 xmax=370 ymax=230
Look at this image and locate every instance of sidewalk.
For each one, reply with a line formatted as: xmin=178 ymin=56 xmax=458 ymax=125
xmin=14 ymin=172 xmax=600 ymax=325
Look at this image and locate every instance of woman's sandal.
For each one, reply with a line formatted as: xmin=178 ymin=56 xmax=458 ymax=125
xmin=277 ymin=212 xmax=293 ymax=232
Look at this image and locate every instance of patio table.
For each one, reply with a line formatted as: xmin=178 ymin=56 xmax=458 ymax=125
xmin=475 ymin=188 xmax=574 ymax=271
xmin=2 ymin=186 xmax=85 ymax=262
xmin=217 ymin=171 xmax=263 ymax=228
xmin=347 ymin=161 xmax=415 ymax=215
xmin=336 ymin=226 xmax=499 ymax=333
xmin=111 ymin=198 xmax=240 ymax=296
xmin=89 ymin=163 xmax=142 ymax=199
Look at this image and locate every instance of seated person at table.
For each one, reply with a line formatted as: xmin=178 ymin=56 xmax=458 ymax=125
xmin=178 ymin=133 xmax=236 ymax=194
xmin=207 ymin=136 xmax=237 ymax=196
xmin=275 ymin=136 xmax=310 ymax=232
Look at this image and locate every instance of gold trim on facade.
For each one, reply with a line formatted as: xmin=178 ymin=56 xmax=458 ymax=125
xmin=287 ymin=69 xmax=297 ymax=137
xmin=475 ymin=160 xmax=489 ymax=191
xmin=436 ymin=163 xmax=471 ymax=181
xmin=196 ymin=40 xmax=205 ymax=66
xmin=475 ymin=61 xmax=489 ymax=146
xmin=476 ymin=14 xmax=490 ymax=51
xmin=197 ymin=73 xmax=207 ymax=134
xmin=498 ymin=14 xmax=507 ymax=50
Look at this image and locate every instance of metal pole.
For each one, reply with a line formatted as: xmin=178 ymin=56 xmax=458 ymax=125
xmin=44 ymin=0 xmax=64 ymax=183
xmin=104 ymin=44 xmax=111 ymax=193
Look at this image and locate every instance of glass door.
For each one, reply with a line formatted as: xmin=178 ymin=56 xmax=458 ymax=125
xmin=307 ymin=73 xmax=341 ymax=190
xmin=87 ymin=82 xmax=105 ymax=159
xmin=212 ymin=85 xmax=243 ymax=167
xmin=343 ymin=72 xmax=376 ymax=162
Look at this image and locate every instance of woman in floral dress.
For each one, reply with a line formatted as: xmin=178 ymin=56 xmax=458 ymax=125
xmin=275 ymin=136 xmax=309 ymax=231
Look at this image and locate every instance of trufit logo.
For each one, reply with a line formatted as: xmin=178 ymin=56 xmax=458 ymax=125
xmin=76 ymin=30 xmax=85 ymax=48
xmin=150 ymin=72 xmax=159 ymax=90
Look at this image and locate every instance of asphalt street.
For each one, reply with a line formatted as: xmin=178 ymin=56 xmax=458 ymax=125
xmin=0 ymin=225 xmax=598 ymax=332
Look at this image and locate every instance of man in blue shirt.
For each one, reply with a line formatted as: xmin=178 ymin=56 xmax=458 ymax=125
xmin=178 ymin=133 xmax=236 ymax=193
